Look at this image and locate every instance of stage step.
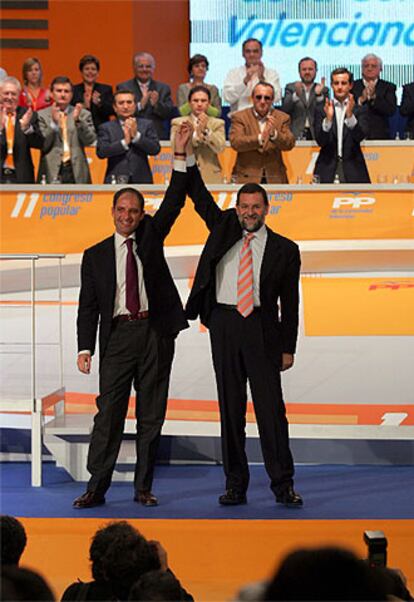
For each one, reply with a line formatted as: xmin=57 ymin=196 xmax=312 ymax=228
xmin=40 ymin=413 xmax=414 ymax=482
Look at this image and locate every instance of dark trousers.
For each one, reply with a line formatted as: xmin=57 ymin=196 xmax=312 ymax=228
xmin=86 ymin=319 xmax=175 ymax=496
xmin=209 ymin=306 xmax=294 ymax=497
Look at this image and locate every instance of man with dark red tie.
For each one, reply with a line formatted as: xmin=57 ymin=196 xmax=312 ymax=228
xmin=0 ymin=76 xmax=43 ymax=183
xmin=73 ymin=125 xmax=191 ymax=509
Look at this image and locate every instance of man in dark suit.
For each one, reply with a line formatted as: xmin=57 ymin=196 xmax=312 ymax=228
xmin=281 ymin=57 xmax=329 ymax=140
xmin=73 ymin=125 xmax=192 ymax=509
xmin=0 ymin=76 xmax=43 ymax=183
xmin=314 ymin=68 xmax=370 ymax=184
xmin=400 ymin=81 xmax=414 ymax=139
xmin=71 ymin=54 xmax=114 ymax=132
xmin=352 ymin=54 xmax=397 ymax=140
xmin=97 ymin=89 xmax=160 ymax=184
xmin=117 ymin=52 xmax=174 ymax=140
xmin=184 ymin=144 xmax=303 ymax=508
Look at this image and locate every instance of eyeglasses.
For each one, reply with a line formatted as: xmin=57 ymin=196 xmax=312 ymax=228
xmin=254 ymin=95 xmax=272 ymax=101
xmin=136 ymin=64 xmax=152 ymax=70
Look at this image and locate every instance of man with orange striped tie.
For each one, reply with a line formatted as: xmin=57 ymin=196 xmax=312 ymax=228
xmin=37 ymin=76 xmax=96 ymax=183
xmin=0 ymin=76 xmax=43 ymax=183
xmin=185 ymin=145 xmax=303 ymax=508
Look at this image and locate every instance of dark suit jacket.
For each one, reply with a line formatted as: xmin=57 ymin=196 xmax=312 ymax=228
xmin=281 ymin=82 xmax=329 ymax=139
xmin=352 ymin=79 xmax=397 ymax=139
xmin=77 ymin=169 xmax=189 ymax=360
xmin=314 ymin=104 xmax=371 ymax=183
xmin=0 ymin=107 xmax=43 ymax=183
xmin=96 ymin=118 xmax=160 ymax=183
xmin=400 ymin=82 xmax=414 ymax=137
xmin=71 ymin=82 xmax=114 ymax=131
xmin=185 ymin=165 xmax=300 ymax=360
xmin=116 ymin=78 xmax=174 ymax=139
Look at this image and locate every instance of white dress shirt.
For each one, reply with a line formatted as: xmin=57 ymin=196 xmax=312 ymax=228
xmin=223 ymin=65 xmax=281 ymax=114
xmin=113 ymin=232 xmax=148 ymax=317
xmin=216 ymin=224 xmax=268 ymax=306
xmin=322 ymin=97 xmax=357 ymax=157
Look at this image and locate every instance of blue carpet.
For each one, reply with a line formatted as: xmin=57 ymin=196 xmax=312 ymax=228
xmin=1 ymin=462 xmax=413 ymax=519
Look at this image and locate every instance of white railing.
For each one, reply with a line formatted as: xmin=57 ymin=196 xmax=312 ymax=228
xmin=0 ymin=254 xmax=66 ymax=486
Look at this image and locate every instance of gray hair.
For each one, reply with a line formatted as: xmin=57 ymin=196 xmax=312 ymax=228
xmin=0 ymin=76 xmax=21 ymax=93
xmin=361 ymin=53 xmax=383 ymax=70
xmin=133 ymin=52 xmax=155 ymax=69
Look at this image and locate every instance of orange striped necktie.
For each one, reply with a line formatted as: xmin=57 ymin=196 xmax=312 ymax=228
xmin=5 ymin=113 xmax=15 ymax=168
xmin=59 ymin=111 xmax=71 ymax=162
xmin=237 ymin=232 xmax=255 ymax=318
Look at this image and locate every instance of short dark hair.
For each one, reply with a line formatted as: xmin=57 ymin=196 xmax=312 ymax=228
xmin=188 ymin=85 xmax=211 ymax=101
xmin=263 ymin=546 xmax=389 ymax=601
xmin=113 ymin=89 xmax=136 ymax=103
xmin=242 ymin=38 xmax=263 ymax=51
xmin=0 ymin=515 xmax=27 ymax=566
xmin=1 ymin=566 xmax=55 ymax=601
xmin=50 ymin=76 xmax=73 ymax=91
xmin=128 ymin=570 xmax=182 ymax=601
xmin=237 ymin=182 xmax=269 ymax=206
xmin=188 ymin=53 xmax=209 ymax=75
xmin=331 ymin=67 xmax=354 ymax=84
xmin=113 ymin=187 xmax=145 ymax=210
xmin=298 ymin=56 xmax=317 ymax=71
xmin=90 ymin=521 xmax=159 ymax=600
xmin=79 ymin=54 xmax=100 ymax=72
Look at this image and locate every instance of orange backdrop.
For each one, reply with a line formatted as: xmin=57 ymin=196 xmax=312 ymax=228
xmin=0 ymin=0 xmax=189 ymax=99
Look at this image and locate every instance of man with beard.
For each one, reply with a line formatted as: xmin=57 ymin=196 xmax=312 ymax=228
xmin=281 ymin=57 xmax=329 ymax=140
xmin=184 ymin=146 xmax=303 ymax=508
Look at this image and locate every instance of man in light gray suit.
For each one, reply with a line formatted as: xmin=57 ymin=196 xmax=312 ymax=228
xmin=37 ymin=76 xmax=96 ymax=183
xmin=281 ymin=57 xmax=329 ymax=140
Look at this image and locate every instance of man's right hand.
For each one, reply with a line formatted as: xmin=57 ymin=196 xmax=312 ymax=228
xmin=77 ymin=353 xmax=91 ymax=374
xmin=175 ymin=120 xmax=193 ymax=153
xmin=51 ymin=103 xmax=61 ymax=125
xmin=323 ymin=98 xmax=334 ymax=122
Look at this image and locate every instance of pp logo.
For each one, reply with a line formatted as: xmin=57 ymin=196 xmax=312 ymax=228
xmin=332 ymin=196 xmax=376 ymax=209
xmin=11 ymin=193 xmax=40 ymax=218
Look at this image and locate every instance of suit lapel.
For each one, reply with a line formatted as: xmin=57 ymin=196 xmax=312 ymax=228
xmin=260 ymin=228 xmax=282 ymax=286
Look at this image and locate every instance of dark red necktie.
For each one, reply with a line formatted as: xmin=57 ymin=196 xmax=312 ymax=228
xmin=125 ymin=238 xmax=140 ymax=315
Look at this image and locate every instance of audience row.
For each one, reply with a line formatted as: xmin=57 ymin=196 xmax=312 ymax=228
xmin=1 ymin=41 xmax=413 ymax=186
xmin=1 ymin=514 xmax=412 ymax=601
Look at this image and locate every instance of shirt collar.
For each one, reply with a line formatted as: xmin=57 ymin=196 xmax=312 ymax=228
xmin=115 ymin=231 xmax=135 ymax=248
xmin=333 ymin=97 xmax=349 ymax=109
xmin=363 ymin=78 xmax=378 ymax=87
xmin=252 ymin=108 xmax=271 ymax=121
xmin=242 ymin=223 xmax=267 ymax=240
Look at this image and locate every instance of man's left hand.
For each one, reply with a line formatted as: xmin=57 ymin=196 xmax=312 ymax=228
xmin=148 ymin=90 xmax=159 ymax=106
xmin=345 ymin=93 xmax=355 ymax=119
xmin=73 ymin=103 xmax=83 ymax=122
xmin=19 ymin=107 xmax=33 ymax=132
xmin=280 ymin=353 xmax=294 ymax=371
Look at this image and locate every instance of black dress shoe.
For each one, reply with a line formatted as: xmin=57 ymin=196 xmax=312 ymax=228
xmin=134 ymin=491 xmax=159 ymax=506
xmin=73 ymin=491 xmax=105 ymax=509
xmin=219 ymin=489 xmax=247 ymax=506
xmin=275 ymin=486 xmax=303 ymax=508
